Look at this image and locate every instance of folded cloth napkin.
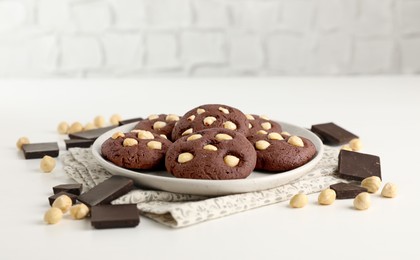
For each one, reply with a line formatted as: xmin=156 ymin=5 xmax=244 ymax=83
xmin=62 ymin=146 xmax=343 ymax=228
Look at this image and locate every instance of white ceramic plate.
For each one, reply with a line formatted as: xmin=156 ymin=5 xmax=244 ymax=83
xmin=92 ymin=122 xmax=324 ymax=196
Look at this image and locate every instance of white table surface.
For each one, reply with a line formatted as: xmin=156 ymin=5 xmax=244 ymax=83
xmin=0 ymin=77 xmax=419 ymax=260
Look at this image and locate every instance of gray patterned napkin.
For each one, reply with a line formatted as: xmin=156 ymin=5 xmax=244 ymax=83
xmin=62 ymin=146 xmax=343 ymax=228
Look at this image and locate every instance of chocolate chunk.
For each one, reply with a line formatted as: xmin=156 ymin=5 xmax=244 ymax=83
xmin=65 ymin=139 xmax=94 ymax=149
xmin=77 ymin=176 xmax=134 ymax=207
xmin=68 ymin=126 xmax=116 ymax=140
xmin=311 ymin=122 xmax=358 ymax=145
xmin=53 ymin=183 xmax=83 ymax=195
xmin=91 ymin=204 xmax=139 ymax=229
xmin=48 ymin=191 xmax=78 ymax=206
xmin=118 ymin=117 xmax=144 ymax=126
xmin=338 ymin=150 xmax=381 ymax=181
xmin=22 ymin=142 xmax=59 ymax=159
xmin=330 ymin=182 xmax=368 ymax=199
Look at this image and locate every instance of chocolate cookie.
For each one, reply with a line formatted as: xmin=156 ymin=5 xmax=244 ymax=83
xmin=171 ymin=104 xmax=250 ymax=141
xmin=246 ymin=114 xmax=283 ymax=136
xmin=248 ymin=132 xmax=317 ymax=172
xmin=101 ymin=130 xmax=172 ymax=170
xmin=134 ymin=114 xmax=179 ymax=140
xmin=165 ymin=128 xmax=257 ymax=180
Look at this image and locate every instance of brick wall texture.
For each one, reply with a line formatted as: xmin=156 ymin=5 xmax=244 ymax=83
xmin=0 ymin=0 xmax=419 ymax=77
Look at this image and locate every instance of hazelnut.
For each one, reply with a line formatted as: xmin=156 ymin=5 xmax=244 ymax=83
xmin=353 ymin=192 xmax=371 ymax=210
xmin=245 ymin=114 xmax=255 ymax=120
xmin=215 ymin=133 xmax=233 ymax=141
xmin=256 ymin=130 xmax=268 ymax=135
xmin=260 ymin=115 xmax=270 ymax=120
xmin=147 ymin=141 xmax=162 ymax=150
xmin=288 ymin=136 xmax=304 ymax=147
xmin=318 ymin=189 xmax=336 ymax=205
xmin=57 ymin=122 xmax=69 ymax=134
xmin=248 ymin=123 xmax=252 ymax=129
xmin=69 ymin=203 xmax=89 ymax=220
xmin=153 ymin=121 xmax=167 ymax=130
xmin=110 ymin=114 xmax=122 ymax=126
xmin=137 ymin=130 xmax=154 ymax=140
xmin=40 ymin=156 xmax=56 ymax=173
xmin=182 ymin=128 xmax=193 ymax=136
xmin=187 ymin=134 xmax=202 ymax=141
xmin=111 ymin=132 xmax=125 ymax=139
xmin=261 ymin=122 xmax=272 ymax=130
xmin=289 ymin=193 xmax=308 ymax=208
xmin=203 ymin=116 xmax=217 ymax=126
xmin=218 ymin=107 xmax=229 ymax=114
xmin=16 ymin=137 xmax=30 ymax=150
xmin=148 ymin=114 xmax=159 ymax=120
xmin=361 ymin=176 xmax=382 ymax=193
xmin=224 ymin=155 xmax=240 ymax=167
xmin=123 ymin=138 xmax=138 ymax=147
xmin=197 ymin=108 xmax=205 ymax=114
xmin=268 ymin=132 xmax=283 ymax=140
xmin=281 ymin=131 xmax=291 ymax=136
xmin=68 ymin=122 xmax=83 ymax=134
xmin=255 ymin=140 xmax=270 ymax=150
xmin=203 ymin=144 xmax=218 ymax=151
xmin=166 ymin=114 xmax=179 ymax=122
xmin=187 ymin=115 xmax=195 ymax=121
xmin=44 ymin=207 xmax=63 ymax=224
xmin=84 ymin=122 xmax=96 ymax=131
xmin=341 ymin=145 xmax=352 ymax=151
xmin=381 ymin=182 xmax=397 ymax=198
xmin=178 ymin=152 xmax=194 ymax=163
xmin=349 ymin=138 xmax=362 ymax=151
xmin=94 ymin=115 xmax=106 ymax=128
xmin=223 ymin=121 xmax=237 ymax=130
xmin=52 ymin=195 xmax=73 ymax=213
xmin=160 ymin=134 xmax=167 ymax=139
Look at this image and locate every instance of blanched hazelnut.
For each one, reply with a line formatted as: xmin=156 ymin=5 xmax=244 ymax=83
xmin=318 ymin=189 xmax=336 ymax=205
xmin=187 ymin=115 xmax=195 ymax=121
xmin=203 ymin=144 xmax=218 ymax=151
xmin=153 ymin=121 xmax=167 ymax=130
xmin=52 ymin=195 xmax=73 ymax=213
xmin=260 ymin=115 xmax=270 ymax=120
xmin=147 ymin=141 xmax=162 ymax=150
xmin=255 ymin=140 xmax=270 ymax=150
xmin=178 ymin=152 xmax=194 ymax=163
xmin=187 ymin=134 xmax=202 ymax=141
xmin=68 ymin=122 xmax=83 ymax=134
xmin=160 ymin=134 xmax=167 ymax=139
xmin=218 ymin=107 xmax=229 ymax=114
xmin=123 ymin=138 xmax=138 ymax=147
xmin=69 ymin=203 xmax=89 ymax=220
xmin=94 ymin=115 xmax=106 ymax=128
xmin=289 ymin=193 xmax=308 ymax=208
xmin=182 ymin=128 xmax=193 ymax=136
xmin=57 ymin=122 xmax=69 ymax=134
xmin=203 ymin=116 xmax=217 ymax=126
xmin=197 ymin=108 xmax=205 ymax=114
xmin=16 ymin=137 xmax=30 ymax=150
xmin=215 ymin=133 xmax=233 ymax=141
xmin=256 ymin=130 xmax=267 ymax=135
xmin=268 ymin=132 xmax=283 ymax=140
xmin=261 ymin=122 xmax=272 ymax=130
xmin=84 ymin=122 xmax=96 ymax=131
xmin=148 ymin=114 xmax=159 ymax=120
xmin=44 ymin=207 xmax=63 ymax=224
xmin=288 ymin=136 xmax=304 ymax=147
xmin=341 ymin=145 xmax=352 ymax=151
xmin=281 ymin=131 xmax=291 ymax=136
xmin=110 ymin=114 xmax=122 ymax=126
xmin=224 ymin=155 xmax=240 ymax=167
xmin=248 ymin=123 xmax=252 ymax=129
xmin=166 ymin=114 xmax=179 ymax=122
xmin=40 ymin=156 xmax=56 ymax=173
xmin=381 ymin=183 xmax=397 ymax=198
xmin=111 ymin=132 xmax=125 ymax=139
xmin=361 ymin=176 xmax=382 ymax=193
xmin=349 ymin=138 xmax=362 ymax=151
xmin=137 ymin=130 xmax=154 ymax=140
xmin=223 ymin=121 xmax=237 ymax=130
xmin=353 ymin=192 xmax=371 ymax=210
xmin=245 ymin=114 xmax=255 ymax=120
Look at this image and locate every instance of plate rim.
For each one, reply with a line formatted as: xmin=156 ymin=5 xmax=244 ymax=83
xmin=91 ymin=121 xmax=324 ymax=195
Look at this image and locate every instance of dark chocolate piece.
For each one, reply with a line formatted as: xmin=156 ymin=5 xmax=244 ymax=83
xmin=91 ymin=204 xmax=139 ymax=229
xmin=68 ymin=126 xmax=116 ymax=140
xmin=338 ymin=150 xmax=381 ymax=181
xmin=77 ymin=176 xmax=134 ymax=207
xmin=65 ymin=139 xmax=94 ymax=149
xmin=53 ymin=183 xmax=83 ymax=195
xmin=311 ymin=122 xmax=358 ymax=145
xmin=118 ymin=117 xmax=144 ymax=126
xmin=330 ymin=182 xmax=368 ymax=199
xmin=22 ymin=142 xmax=59 ymax=159
xmin=48 ymin=191 xmax=78 ymax=206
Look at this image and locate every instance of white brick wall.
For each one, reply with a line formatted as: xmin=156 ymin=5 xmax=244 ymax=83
xmin=0 ymin=0 xmax=419 ymax=77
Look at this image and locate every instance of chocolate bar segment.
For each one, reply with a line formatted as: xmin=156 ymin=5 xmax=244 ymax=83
xmin=77 ymin=176 xmax=134 ymax=207
xmin=91 ymin=204 xmax=139 ymax=229
xmin=330 ymin=182 xmax=368 ymax=199
xmin=65 ymin=139 xmax=94 ymax=149
xmin=53 ymin=183 xmax=83 ymax=195
xmin=68 ymin=126 xmax=116 ymax=140
xmin=118 ymin=117 xmax=144 ymax=126
xmin=22 ymin=142 xmax=59 ymax=159
xmin=48 ymin=191 xmax=78 ymax=206
xmin=311 ymin=122 xmax=358 ymax=145
xmin=338 ymin=150 xmax=381 ymax=181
